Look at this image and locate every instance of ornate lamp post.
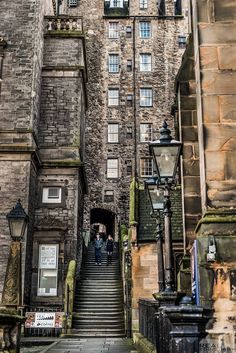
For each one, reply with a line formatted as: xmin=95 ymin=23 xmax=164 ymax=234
xmin=145 ymin=177 xmax=165 ymax=291
xmin=2 ymin=200 xmax=29 ymax=308
xmin=149 ymin=121 xmax=182 ymax=293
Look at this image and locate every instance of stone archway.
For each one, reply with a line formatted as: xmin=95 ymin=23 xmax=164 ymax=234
xmin=90 ymin=208 xmax=116 ymax=240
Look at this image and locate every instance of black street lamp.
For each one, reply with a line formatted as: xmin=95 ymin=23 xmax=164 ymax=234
xmin=149 ymin=121 xmax=182 ymax=293
xmin=2 ymin=200 xmax=29 ymax=308
xmin=6 ymin=199 xmax=29 ymax=241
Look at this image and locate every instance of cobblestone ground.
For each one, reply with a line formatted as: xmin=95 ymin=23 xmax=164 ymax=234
xmin=20 ymin=338 xmax=138 ymax=353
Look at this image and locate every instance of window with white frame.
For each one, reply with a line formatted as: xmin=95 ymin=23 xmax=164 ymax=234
xmin=108 ymin=54 xmax=119 ymax=73
xmin=140 ymin=88 xmax=153 ymax=106
xmin=108 ymin=123 xmax=119 ymax=143
xmin=140 ymin=123 xmax=152 ymax=142
xmin=107 ymin=159 xmax=119 ymax=178
xmin=110 ymin=0 xmax=124 ymax=7
xmin=108 ymin=22 xmax=119 ymax=39
xmin=38 ymin=244 xmax=58 ymax=296
xmin=139 ymin=22 xmax=151 ymax=38
xmin=108 ymin=88 xmax=119 ymax=106
xmin=68 ymin=0 xmax=77 ymax=6
xmin=140 ymin=53 xmax=152 ymax=71
xmin=42 ymin=187 xmax=62 ymax=203
xmin=104 ymin=190 xmax=114 ymax=202
xmin=140 ymin=158 xmax=153 ymax=177
xmin=140 ymin=0 xmax=148 ymax=9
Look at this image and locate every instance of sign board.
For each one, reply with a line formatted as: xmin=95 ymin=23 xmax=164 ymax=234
xmin=39 ymin=245 xmax=58 ymax=269
xmin=190 ymin=240 xmax=200 ymax=305
xmin=25 ymin=312 xmax=63 ymax=328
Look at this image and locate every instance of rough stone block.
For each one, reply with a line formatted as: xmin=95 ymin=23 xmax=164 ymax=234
xmin=183 ymin=159 xmax=200 ymax=176
xmin=214 ymin=0 xmax=236 ymax=21
xmin=200 ymin=47 xmax=218 ymax=69
xmin=183 ymin=176 xmax=200 ymax=195
xmin=181 ymin=111 xmax=194 ymax=126
xmin=218 ymin=46 xmax=236 ymax=70
xmin=204 ymin=124 xmax=236 ymax=151
xmin=202 ymin=71 xmax=236 ymax=95
xmin=205 ymin=151 xmax=225 ymax=181
xmin=226 ymin=152 xmax=236 ymax=179
xmin=184 ymin=195 xmax=202 ymax=215
xmin=202 ymin=95 xmax=220 ymax=123
xmin=219 ymin=95 xmax=236 ymax=122
xmin=199 ymin=23 xmax=236 ymax=45
xmin=182 ymin=126 xmax=198 ymax=142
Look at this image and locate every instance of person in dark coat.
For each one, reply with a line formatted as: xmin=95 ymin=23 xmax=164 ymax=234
xmin=94 ymin=233 xmax=103 ymax=265
xmin=106 ymin=234 xmax=114 ymax=266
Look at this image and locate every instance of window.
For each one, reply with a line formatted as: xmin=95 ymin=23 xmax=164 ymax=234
xmin=42 ymin=187 xmax=62 ymax=204
xmin=139 ymin=22 xmax=151 ymax=38
xmin=127 ymin=94 xmax=133 ymax=106
xmin=140 ymin=0 xmax=148 ymax=9
xmin=110 ymin=0 xmax=123 ymax=8
xmin=126 ymin=26 xmax=132 ymax=38
xmin=127 ymin=126 xmax=133 ymax=139
xmin=127 ymin=59 xmax=132 ymax=71
xmin=126 ymin=160 xmax=132 ymax=176
xmin=158 ymin=0 xmax=166 ymax=15
xmin=104 ymin=190 xmax=114 ymax=202
xmin=140 ymin=88 xmax=153 ymax=107
xmin=140 ymin=54 xmax=152 ymax=71
xmin=140 ymin=158 xmax=153 ymax=177
xmin=108 ymin=54 xmax=119 ymax=73
xmin=140 ymin=123 xmax=152 ymax=142
xmin=107 ymin=159 xmax=119 ymax=178
xmin=178 ymin=35 xmax=186 ymax=48
xmin=174 ymin=0 xmax=182 ymax=15
xmin=109 ymin=22 xmax=119 ymax=39
xmin=38 ymin=245 xmax=58 ymax=296
xmin=108 ymin=88 xmax=119 ymax=106
xmin=108 ymin=123 xmax=119 ymax=143
xmin=68 ymin=0 xmax=77 ymax=6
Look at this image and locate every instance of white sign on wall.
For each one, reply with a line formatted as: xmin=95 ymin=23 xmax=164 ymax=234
xmin=39 ymin=245 xmax=58 ymax=269
xmin=25 ymin=312 xmax=63 ymax=328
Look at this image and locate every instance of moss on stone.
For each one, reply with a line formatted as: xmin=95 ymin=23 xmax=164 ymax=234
xmin=64 ymin=260 xmax=76 ymax=330
xmin=129 ymin=178 xmax=138 ymax=226
xmin=120 ymin=224 xmax=128 ymax=241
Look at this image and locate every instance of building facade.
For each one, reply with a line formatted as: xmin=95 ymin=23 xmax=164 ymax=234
xmin=176 ymin=0 xmax=236 ymax=349
xmin=60 ymin=0 xmax=188 ymax=329
xmin=0 ymin=0 xmax=87 ymax=322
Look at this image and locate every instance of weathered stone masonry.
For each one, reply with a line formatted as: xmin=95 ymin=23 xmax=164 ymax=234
xmin=0 ymin=0 xmax=88 ymax=321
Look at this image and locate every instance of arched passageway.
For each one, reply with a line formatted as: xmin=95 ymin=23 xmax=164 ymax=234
xmin=90 ymin=208 xmax=116 ymax=240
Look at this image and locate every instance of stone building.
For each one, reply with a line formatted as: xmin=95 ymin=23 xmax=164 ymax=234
xmin=176 ymin=0 xmax=236 ymax=349
xmin=60 ymin=0 xmax=188 ymax=330
xmin=0 ymin=0 xmax=188 ymax=337
xmin=0 ymin=0 xmax=87 ymax=321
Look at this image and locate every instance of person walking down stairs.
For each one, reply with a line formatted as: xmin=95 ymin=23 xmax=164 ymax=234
xmin=94 ymin=233 xmax=103 ymax=265
xmin=106 ymin=234 xmax=114 ymax=266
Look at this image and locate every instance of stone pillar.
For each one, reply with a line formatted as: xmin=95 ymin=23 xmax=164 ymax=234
xmin=163 ymin=301 xmax=212 ymax=353
xmin=0 ymin=309 xmax=23 ymax=353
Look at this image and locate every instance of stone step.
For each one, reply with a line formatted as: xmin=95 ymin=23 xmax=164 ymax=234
xmin=64 ymin=331 xmax=125 ymax=337
xmin=74 ymin=307 xmax=124 ymax=314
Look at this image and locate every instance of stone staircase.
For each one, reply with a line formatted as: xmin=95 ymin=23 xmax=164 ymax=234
xmin=71 ymin=242 xmax=125 ymax=337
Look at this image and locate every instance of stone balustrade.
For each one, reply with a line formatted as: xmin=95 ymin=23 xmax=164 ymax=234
xmin=45 ymin=16 xmax=83 ymax=33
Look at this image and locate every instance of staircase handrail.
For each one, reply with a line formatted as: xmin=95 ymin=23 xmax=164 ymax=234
xmin=64 ymin=259 xmax=76 ymax=333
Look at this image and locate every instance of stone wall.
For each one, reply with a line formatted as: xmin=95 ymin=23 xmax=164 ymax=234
xmin=131 ymin=243 xmax=158 ymax=331
xmin=0 ymin=0 xmax=45 ymax=301
xmin=61 ymin=0 xmax=188 ymax=232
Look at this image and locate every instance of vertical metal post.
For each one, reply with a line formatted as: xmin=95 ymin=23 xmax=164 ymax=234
xmin=163 ymin=184 xmax=175 ymax=292
xmin=156 ymin=217 xmax=165 ymax=292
